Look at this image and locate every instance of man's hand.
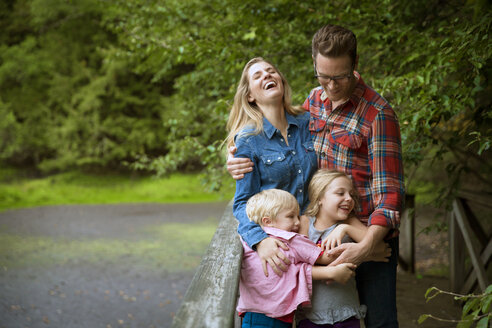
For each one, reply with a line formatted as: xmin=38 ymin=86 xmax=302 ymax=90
xmin=227 ymin=146 xmax=253 ymax=180
xmin=327 ymin=242 xmax=369 ymax=266
xmin=256 ymin=237 xmax=291 ymax=277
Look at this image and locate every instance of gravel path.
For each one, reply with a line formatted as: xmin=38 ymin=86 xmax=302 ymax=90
xmin=0 ymin=202 xmax=459 ymax=328
xmin=0 ymin=202 xmax=229 ymax=328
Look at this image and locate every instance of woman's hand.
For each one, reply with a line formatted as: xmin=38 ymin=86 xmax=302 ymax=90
xmin=227 ymin=146 xmax=253 ymax=180
xmin=321 ymin=224 xmax=348 ymax=251
xmin=256 ymin=237 xmax=291 ymax=277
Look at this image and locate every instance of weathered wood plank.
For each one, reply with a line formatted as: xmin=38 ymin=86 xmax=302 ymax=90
xmin=449 ymin=211 xmax=466 ymax=293
xmin=458 ymin=190 xmax=492 ymax=209
xmin=452 ymin=198 xmax=489 ymax=291
xmin=399 ymin=194 xmax=415 ymax=273
xmin=171 ymin=200 xmax=243 ymax=328
xmin=461 ymin=238 xmax=492 ymax=294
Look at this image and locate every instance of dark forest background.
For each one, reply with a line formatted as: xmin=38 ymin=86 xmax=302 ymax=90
xmin=1 ymin=0 xmax=491 ymax=204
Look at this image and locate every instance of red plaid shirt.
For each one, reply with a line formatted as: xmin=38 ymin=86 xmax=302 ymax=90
xmin=303 ymin=72 xmax=404 ymax=237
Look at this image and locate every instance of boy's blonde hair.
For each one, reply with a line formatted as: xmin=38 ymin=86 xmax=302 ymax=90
xmin=246 ymin=189 xmax=299 ymax=226
xmin=304 ymin=169 xmax=359 ymax=217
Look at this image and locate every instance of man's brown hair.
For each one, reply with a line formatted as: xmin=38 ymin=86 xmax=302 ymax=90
xmin=312 ymin=24 xmax=357 ymax=67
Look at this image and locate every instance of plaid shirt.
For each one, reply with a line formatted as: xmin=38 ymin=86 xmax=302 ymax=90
xmin=303 ymin=72 xmax=404 ymax=237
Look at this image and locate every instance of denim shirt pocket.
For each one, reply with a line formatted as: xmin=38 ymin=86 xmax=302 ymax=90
xmin=329 ymin=128 xmax=363 ymax=149
xmin=302 ymin=140 xmax=318 ymax=169
xmin=259 ymin=152 xmax=291 ymax=185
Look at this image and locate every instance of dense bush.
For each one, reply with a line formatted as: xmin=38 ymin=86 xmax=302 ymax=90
xmin=1 ymin=0 xmax=491 ymax=195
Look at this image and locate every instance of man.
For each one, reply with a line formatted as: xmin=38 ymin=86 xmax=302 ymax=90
xmin=227 ymin=24 xmax=404 ymax=327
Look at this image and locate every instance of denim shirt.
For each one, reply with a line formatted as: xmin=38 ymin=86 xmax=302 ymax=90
xmin=233 ymin=112 xmax=318 ymax=248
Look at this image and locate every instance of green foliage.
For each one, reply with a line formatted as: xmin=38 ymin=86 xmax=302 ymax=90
xmin=0 ymin=0 xmax=491 ymax=198
xmin=419 ymin=285 xmax=492 ymax=327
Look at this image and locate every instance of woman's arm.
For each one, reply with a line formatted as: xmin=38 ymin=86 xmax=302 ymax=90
xmin=233 ymin=136 xmax=290 ymax=276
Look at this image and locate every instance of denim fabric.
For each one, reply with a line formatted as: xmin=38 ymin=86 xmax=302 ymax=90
xmin=355 ymin=237 xmax=399 ymax=328
xmin=233 ymin=112 xmax=318 ymax=248
xmin=242 ymin=312 xmax=291 ymax=328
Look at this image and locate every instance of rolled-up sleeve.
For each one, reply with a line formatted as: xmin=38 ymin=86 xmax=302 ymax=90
xmin=367 ymin=109 xmax=405 ymax=229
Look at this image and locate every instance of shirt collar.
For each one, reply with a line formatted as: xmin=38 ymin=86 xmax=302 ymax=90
xmin=263 ymin=226 xmax=297 ymax=241
xmin=348 ymin=71 xmax=365 ymax=106
xmin=263 ymin=112 xmax=299 ymax=139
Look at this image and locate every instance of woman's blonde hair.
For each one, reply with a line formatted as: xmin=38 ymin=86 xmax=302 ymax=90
xmin=246 ymin=189 xmax=299 ymax=226
xmin=224 ymin=57 xmax=304 ymax=149
xmin=304 ymin=169 xmax=359 ymax=217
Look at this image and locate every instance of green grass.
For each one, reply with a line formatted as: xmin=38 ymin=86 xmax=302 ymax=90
xmin=0 ymin=168 xmax=235 ymax=212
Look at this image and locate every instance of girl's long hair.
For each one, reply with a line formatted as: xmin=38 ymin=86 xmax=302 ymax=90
xmin=224 ymin=57 xmax=304 ymax=149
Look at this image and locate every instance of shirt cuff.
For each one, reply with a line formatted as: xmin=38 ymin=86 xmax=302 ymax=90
xmin=367 ymin=208 xmax=400 ymax=230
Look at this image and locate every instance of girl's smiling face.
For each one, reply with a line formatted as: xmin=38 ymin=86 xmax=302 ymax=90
xmin=318 ymin=176 xmax=355 ymax=224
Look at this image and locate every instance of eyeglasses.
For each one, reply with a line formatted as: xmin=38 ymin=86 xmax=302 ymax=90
xmin=314 ymin=62 xmax=353 ymax=83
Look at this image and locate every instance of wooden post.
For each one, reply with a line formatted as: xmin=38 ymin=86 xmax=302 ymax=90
xmin=398 ymin=194 xmax=415 ymax=273
xmin=452 ymin=198 xmax=489 ymax=292
xmin=449 ymin=210 xmax=466 ymax=293
xmin=171 ymin=201 xmax=243 ymax=328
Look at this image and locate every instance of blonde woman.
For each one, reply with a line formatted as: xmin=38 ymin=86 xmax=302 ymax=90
xmin=225 ymin=57 xmax=318 ymax=277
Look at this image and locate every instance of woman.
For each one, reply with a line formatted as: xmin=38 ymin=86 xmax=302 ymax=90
xmin=225 ymin=57 xmax=318 ymax=276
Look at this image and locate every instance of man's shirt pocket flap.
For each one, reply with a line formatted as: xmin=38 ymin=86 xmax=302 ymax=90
xmin=330 ymin=128 xmax=363 ymax=149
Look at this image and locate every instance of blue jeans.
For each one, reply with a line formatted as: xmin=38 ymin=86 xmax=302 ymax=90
xmin=242 ymin=312 xmax=291 ymax=328
xmin=355 ymin=237 xmax=399 ymax=328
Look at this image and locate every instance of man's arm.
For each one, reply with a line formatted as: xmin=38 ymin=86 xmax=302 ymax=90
xmin=366 ymin=108 xmax=404 ymax=232
xmin=227 ymin=146 xmax=253 ymax=179
xmin=328 ymin=225 xmax=390 ymax=266
xmin=327 ymin=107 xmax=404 ymax=266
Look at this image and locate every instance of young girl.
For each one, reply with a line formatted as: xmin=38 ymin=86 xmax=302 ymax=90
xmin=297 ymin=169 xmax=377 ymax=328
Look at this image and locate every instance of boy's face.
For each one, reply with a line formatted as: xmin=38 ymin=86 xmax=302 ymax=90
xmin=269 ymin=207 xmax=300 ymax=233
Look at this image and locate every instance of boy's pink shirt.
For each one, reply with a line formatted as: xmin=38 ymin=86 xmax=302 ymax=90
xmin=236 ymin=227 xmax=323 ymax=318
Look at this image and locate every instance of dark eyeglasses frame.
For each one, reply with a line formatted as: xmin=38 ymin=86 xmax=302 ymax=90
xmin=313 ymin=61 xmax=353 ymax=83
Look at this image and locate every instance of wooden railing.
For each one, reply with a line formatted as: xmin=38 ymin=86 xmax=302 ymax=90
xmin=399 ymin=194 xmax=416 ymax=273
xmin=449 ymin=191 xmax=492 ymax=294
xmin=172 ymin=195 xmax=417 ymax=327
xmin=171 ymin=201 xmax=242 ymax=328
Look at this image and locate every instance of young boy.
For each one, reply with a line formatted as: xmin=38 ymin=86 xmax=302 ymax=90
xmin=237 ymin=189 xmax=356 ymax=328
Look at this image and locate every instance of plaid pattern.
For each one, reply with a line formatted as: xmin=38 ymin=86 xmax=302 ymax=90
xmin=303 ymin=72 xmax=404 ymax=237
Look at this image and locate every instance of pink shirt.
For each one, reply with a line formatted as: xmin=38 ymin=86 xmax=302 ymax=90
xmin=236 ymin=227 xmax=323 ymax=318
